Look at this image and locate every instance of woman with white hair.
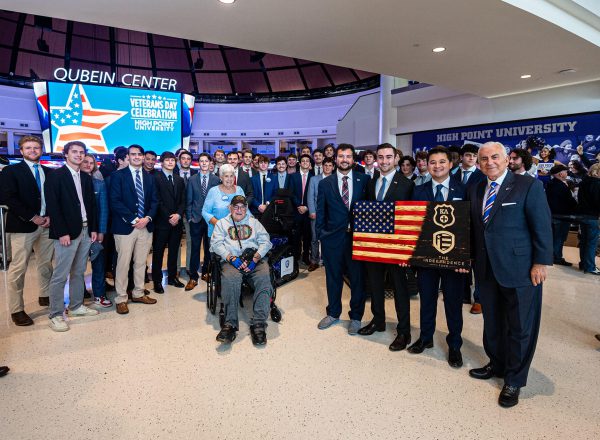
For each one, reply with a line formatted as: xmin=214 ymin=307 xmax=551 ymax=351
xmin=202 ymin=163 xmax=245 ymax=237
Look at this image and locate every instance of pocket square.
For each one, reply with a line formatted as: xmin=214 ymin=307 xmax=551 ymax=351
xmin=502 ymin=202 xmax=516 ymax=206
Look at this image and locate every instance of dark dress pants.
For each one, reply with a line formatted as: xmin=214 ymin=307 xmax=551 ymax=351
xmin=416 ymin=267 xmax=465 ymax=349
xmin=366 ymin=262 xmax=410 ymax=334
xmin=479 ymin=276 xmax=542 ymax=388
xmin=293 ymin=214 xmax=312 ymax=264
xmin=189 ymin=219 xmax=209 ymax=281
xmin=152 ymin=226 xmax=183 ymax=283
xmin=321 ymin=232 xmax=366 ymax=321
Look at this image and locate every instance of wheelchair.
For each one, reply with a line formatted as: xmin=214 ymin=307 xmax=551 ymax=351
xmin=206 ymin=251 xmax=282 ymax=328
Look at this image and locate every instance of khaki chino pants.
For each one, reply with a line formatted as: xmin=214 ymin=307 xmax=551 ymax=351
xmin=114 ymin=227 xmax=152 ymax=304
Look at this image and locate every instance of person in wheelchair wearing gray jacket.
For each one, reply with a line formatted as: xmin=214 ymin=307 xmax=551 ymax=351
xmin=210 ymin=195 xmax=273 ymax=345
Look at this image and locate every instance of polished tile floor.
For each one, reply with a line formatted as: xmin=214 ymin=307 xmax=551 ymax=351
xmin=0 ymin=246 xmax=599 ymax=439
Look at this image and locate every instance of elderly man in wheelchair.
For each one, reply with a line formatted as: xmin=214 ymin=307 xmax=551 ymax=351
xmin=210 ymin=195 xmax=273 ymax=346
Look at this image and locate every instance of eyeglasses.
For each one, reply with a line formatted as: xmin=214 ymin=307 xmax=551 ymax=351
xmin=232 ymin=205 xmax=247 ymax=211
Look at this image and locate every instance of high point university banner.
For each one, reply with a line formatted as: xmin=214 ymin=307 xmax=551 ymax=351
xmin=411 ymin=112 xmax=600 ymax=164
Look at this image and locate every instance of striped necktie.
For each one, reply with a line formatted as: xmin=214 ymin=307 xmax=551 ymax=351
xmin=201 ymin=174 xmax=208 ymax=197
xmin=135 ymin=170 xmax=145 ymax=219
xmin=341 ymin=176 xmax=349 ymax=209
xmin=483 ymin=181 xmax=498 ymax=223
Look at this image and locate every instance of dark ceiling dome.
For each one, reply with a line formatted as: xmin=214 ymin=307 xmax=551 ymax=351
xmin=0 ymin=10 xmax=379 ymax=103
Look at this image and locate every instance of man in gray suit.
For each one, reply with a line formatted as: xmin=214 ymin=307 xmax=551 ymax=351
xmin=185 ymin=153 xmax=220 ymax=290
xmin=306 ymin=157 xmax=334 ymax=272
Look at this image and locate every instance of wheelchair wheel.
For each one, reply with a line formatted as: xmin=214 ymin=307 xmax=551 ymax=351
xmin=270 ymin=303 xmax=282 ymax=323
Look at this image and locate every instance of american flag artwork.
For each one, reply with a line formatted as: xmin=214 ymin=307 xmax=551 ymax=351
xmin=50 ymin=84 xmax=126 ymax=154
xmin=352 ymin=200 xmax=428 ymax=264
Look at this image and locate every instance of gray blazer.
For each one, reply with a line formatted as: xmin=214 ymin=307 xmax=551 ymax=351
xmin=186 ymin=172 xmax=220 ymax=223
xmin=307 ymin=173 xmax=324 ymax=215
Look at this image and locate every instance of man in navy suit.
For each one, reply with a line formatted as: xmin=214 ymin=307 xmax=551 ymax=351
xmin=250 ymin=154 xmax=277 ymax=219
xmin=467 ymin=142 xmax=552 ymax=408
xmin=408 ymin=146 xmax=467 ymax=368
xmin=186 ymin=153 xmax=220 ymax=289
xmin=290 ymin=154 xmax=314 ymax=265
xmin=272 ymin=156 xmax=292 ymax=191
xmin=452 ymin=143 xmax=486 ymax=311
xmin=316 ymin=144 xmax=370 ymax=335
xmin=109 ymin=145 xmax=159 ymax=314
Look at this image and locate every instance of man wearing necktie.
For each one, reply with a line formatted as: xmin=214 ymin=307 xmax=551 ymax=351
xmin=250 ymin=155 xmax=276 ymax=220
xmin=452 ymin=144 xmax=486 ymax=312
xmin=358 ymin=144 xmax=414 ymax=351
xmin=241 ymin=150 xmax=254 ymax=177
xmin=109 ymin=145 xmax=159 ymax=315
xmin=290 ymin=154 xmax=314 ymax=266
xmin=151 ymin=152 xmax=186 ymax=294
xmin=0 ymin=136 xmax=54 ymax=326
xmin=312 ymin=148 xmax=324 ymax=176
xmin=316 ymin=144 xmax=369 ymax=335
xmin=273 ymin=156 xmax=291 ymax=190
xmin=176 ymin=150 xmax=197 ymax=277
xmin=362 ymin=149 xmax=378 ymax=179
xmin=408 ymin=146 xmax=467 ymax=368
xmin=414 ymin=150 xmax=431 ymax=186
xmin=467 ymin=142 xmax=552 ymax=408
xmin=226 ymin=151 xmax=254 ymax=206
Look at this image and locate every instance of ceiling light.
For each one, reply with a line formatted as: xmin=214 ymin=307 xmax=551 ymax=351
xmin=219 ymin=0 xmax=236 ymax=4
xmin=520 ymin=74 xmax=532 ymax=79
xmin=432 ymin=47 xmax=445 ymax=53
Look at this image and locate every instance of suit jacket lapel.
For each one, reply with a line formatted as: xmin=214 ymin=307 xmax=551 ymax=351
xmin=383 ymin=172 xmax=398 ymax=202
xmin=352 ymin=173 xmax=363 ymax=205
xmin=486 ymin=171 xmax=514 ymax=225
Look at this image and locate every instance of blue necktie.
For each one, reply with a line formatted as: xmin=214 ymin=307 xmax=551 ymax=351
xmin=135 ymin=170 xmax=145 ymax=219
xmin=33 ymin=164 xmax=41 ymax=192
xmin=462 ymin=171 xmax=471 ymax=185
xmin=376 ymin=176 xmax=387 ymax=201
xmin=483 ymin=182 xmax=498 ymax=223
xmin=434 ymin=183 xmax=445 ymax=201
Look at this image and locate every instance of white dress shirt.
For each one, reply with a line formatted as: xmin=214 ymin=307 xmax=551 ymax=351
xmin=66 ymin=163 xmax=87 ymax=222
xmin=336 ymin=169 xmax=353 ymax=205
xmin=24 ymin=159 xmax=46 ymax=216
xmin=375 ymin=171 xmax=394 ymax=200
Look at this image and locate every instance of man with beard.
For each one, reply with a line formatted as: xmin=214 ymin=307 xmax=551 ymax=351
xmin=509 ymin=149 xmax=534 ymax=176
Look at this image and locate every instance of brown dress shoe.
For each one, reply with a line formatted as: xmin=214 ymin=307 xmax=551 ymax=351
xmin=38 ymin=296 xmax=49 ymax=307
xmin=307 ymin=263 xmax=320 ymax=272
xmin=185 ymin=279 xmax=198 ymax=291
xmin=131 ymin=295 xmax=157 ymax=304
xmin=201 ymin=273 xmax=209 ymax=282
xmin=470 ymin=303 xmax=482 ymax=314
xmin=116 ymin=303 xmax=129 ymax=314
xmin=11 ymin=311 xmax=34 ymax=326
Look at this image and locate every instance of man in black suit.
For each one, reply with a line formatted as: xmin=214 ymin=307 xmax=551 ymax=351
xmin=109 ymin=144 xmax=159 ymax=315
xmin=358 ymin=144 xmax=414 ymax=351
xmin=151 ymin=152 xmax=186 ymax=293
xmin=362 ymin=149 xmax=378 ymax=178
xmin=176 ymin=149 xmax=197 ymax=276
xmin=45 ymin=141 xmax=98 ymax=332
xmin=545 ymin=164 xmax=577 ymax=266
xmin=227 ymin=151 xmax=254 ymax=206
xmin=467 ymin=141 xmax=552 ymax=408
xmin=0 ymin=135 xmax=54 ymax=326
xmin=408 ymin=146 xmax=467 ymax=368
xmin=453 ymin=143 xmax=486 ymax=311
xmin=186 ymin=153 xmax=220 ymax=289
xmin=290 ymin=154 xmax=314 ymax=265
xmin=316 ymin=144 xmax=370 ymax=335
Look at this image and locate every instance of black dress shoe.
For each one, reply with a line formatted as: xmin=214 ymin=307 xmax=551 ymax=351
xmin=38 ymin=296 xmax=49 ymax=307
xmin=11 ymin=311 xmax=34 ymax=326
xmin=250 ymin=324 xmax=267 ymax=346
xmin=448 ymin=348 xmax=463 ymax=368
xmin=153 ymin=283 xmax=164 ymax=294
xmin=469 ymin=362 xmax=503 ymax=380
xmin=407 ymin=338 xmax=433 ymax=354
xmin=389 ymin=333 xmax=411 ymax=351
xmin=554 ymin=258 xmax=572 ymax=267
xmin=498 ymin=384 xmax=520 ymax=408
xmin=167 ymin=278 xmax=184 ymax=288
xmin=0 ymin=366 xmax=9 ymax=377
xmin=216 ymin=324 xmax=237 ymax=344
xmin=358 ymin=321 xmax=386 ymax=336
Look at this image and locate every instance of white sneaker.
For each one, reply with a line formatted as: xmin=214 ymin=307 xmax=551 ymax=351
xmin=68 ymin=305 xmax=99 ymax=317
xmin=49 ymin=316 xmax=69 ymax=332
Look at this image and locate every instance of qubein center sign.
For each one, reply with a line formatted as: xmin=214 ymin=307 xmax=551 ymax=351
xmin=53 ymin=68 xmax=177 ymax=91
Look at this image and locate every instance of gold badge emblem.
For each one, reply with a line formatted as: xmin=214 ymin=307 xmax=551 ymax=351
xmin=433 ymin=231 xmax=455 ymax=254
xmin=433 ymin=204 xmax=455 ymax=228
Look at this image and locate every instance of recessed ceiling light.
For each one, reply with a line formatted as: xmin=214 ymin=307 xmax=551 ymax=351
xmin=219 ymin=0 xmax=235 ymax=3
xmin=520 ymin=74 xmax=532 ymax=79
xmin=432 ymin=47 xmax=445 ymax=53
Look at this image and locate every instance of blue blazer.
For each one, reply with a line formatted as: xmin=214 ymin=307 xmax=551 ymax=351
xmin=289 ymin=171 xmax=314 ymax=208
xmin=250 ymin=173 xmax=277 ymax=214
xmin=468 ymin=171 xmax=553 ymax=288
xmin=186 ymin=172 xmax=220 ymax=223
xmin=452 ymin=168 xmax=486 ymax=191
xmin=109 ymin=167 xmax=158 ymax=234
xmin=316 ymin=172 xmax=370 ymax=242
xmin=271 ymin=172 xmax=292 ymax=191
xmin=412 ymin=178 xmax=466 ymax=202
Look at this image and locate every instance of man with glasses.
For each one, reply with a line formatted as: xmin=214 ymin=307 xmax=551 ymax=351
xmin=210 ymin=196 xmax=273 ymax=346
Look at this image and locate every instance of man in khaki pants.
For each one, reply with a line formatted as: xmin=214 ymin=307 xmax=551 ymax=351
xmin=0 ymin=136 xmax=54 ymax=326
xmin=109 ymin=145 xmax=158 ymax=314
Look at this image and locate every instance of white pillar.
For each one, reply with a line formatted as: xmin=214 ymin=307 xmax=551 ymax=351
xmin=379 ymin=75 xmax=402 ymax=146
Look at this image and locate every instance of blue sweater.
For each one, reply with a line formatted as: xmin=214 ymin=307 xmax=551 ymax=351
xmin=202 ymin=185 xmax=245 ymax=237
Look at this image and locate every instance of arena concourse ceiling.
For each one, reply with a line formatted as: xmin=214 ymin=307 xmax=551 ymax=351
xmin=1 ymin=1 xmax=600 ymax=99
xmin=0 ymin=10 xmax=378 ymax=102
